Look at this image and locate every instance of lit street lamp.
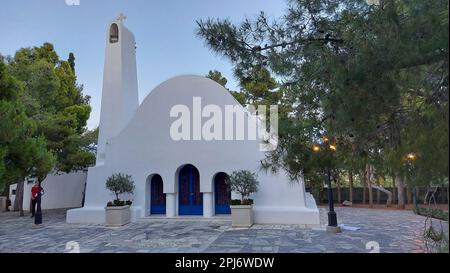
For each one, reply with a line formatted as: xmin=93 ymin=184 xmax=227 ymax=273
xmin=406 ymin=153 xmax=417 ymax=161
xmin=405 ymin=153 xmax=418 ymax=210
xmin=313 ymin=137 xmax=341 ymax=233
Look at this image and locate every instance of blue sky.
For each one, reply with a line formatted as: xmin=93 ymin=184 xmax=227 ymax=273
xmin=0 ymin=0 xmax=287 ymax=129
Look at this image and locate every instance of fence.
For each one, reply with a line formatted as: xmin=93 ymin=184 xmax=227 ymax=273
xmin=309 ymin=186 xmax=449 ymax=205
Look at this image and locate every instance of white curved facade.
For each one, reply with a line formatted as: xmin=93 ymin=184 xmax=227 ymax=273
xmin=66 ymin=17 xmax=320 ymax=227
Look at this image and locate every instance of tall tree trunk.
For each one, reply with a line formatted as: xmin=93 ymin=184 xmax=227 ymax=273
xmin=414 ymin=186 xmax=420 ymax=206
xmin=395 ymin=175 xmax=406 ymax=209
xmin=415 ymin=187 xmax=420 ymax=204
xmin=381 ymin=174 xmax=393 ymax=206
xmin=406 ymin=186 xmax=413 ymax=205
xmin=334 ymin=172 xmax=341 ymax=204
xmin=376 ymin=187 xmax=381 ymax=204
xmin=81 ymin=180 xmax=87 ymax=207
xmin=372 ymin=176 xmax=392 ymax=206
xmin=367 ymin=165 xmax=373 ymax=208
xmin=392 ymin=176 xmax=397 ymax=205
xmin=376 ymin=174 xmax=381 ymax=204
xmin=348 ymin=170 xmax=354 ymax=203
xmin=366 ymin=166 xmax=392 ymax=207
xmin=1 ymin=185 xmax=10 ymax=212
xmin=424 ymin=186 xmax=430 ymax=205
xmin=362 ymin=172 xmax=367 ymax=205
xmin=13 ymin=181 xmax=25 ymax=216
xmin=447 ymin=185 xmax=449 ymax=205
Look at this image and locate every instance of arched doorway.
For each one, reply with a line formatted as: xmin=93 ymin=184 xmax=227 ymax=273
xmin=150 ymin=174 xmax=166 ymax=215
xmin=178 ymin=164 xmax=203 ymax=215
xmin=214 ymin=172 xmax=231 ymax=214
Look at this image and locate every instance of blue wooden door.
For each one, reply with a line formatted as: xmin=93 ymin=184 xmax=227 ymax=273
xmin=214 ymin=173 xmax=231 ymax=214
xmin=150 ymin=175 xmax=166 ymax=214
xmin=179 ymin=165 xmax=203 ymax=215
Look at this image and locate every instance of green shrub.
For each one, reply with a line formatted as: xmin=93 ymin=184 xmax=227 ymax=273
xmin=230 ymin=199 xmax=254 ymax=205
xmin=226 ymin=170 xmax=259 ymax=205
xmin=415 ymin=207 xmax=449 ymax=221
xmin=230 ymin=199 xmax=241 ymax=206
xmin=105 ymin=173 xmax=135 ymax=205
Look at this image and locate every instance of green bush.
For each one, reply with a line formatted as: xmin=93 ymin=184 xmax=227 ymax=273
xmin=226 ymin=170 xmax=259 ymax=205
xmin=107 ymin=200 xmax=133 ymax=207
xmin=230 ymin=199 xmax=254 ymax=206
xmin=415 ymin=207 xmax=449 ymax=221
xmin=105 ymin=173 xmax=135 ymax=205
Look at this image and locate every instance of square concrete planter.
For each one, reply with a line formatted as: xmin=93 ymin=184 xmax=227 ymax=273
xmin=230 ymin=205 xmax=253 ymax=228
xmin=105 ymin=205 xmax=130 ymax=226
xmin=0 ymin=196 xmax=7 ymax=212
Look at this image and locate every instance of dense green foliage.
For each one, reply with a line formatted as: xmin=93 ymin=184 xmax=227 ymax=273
xmin=415 ymin=207 xmax=449 ymax=221
xmin=197 ymin=0 xmax=449 ymax=196
xmin=1 ymin=43 xmax=96 ymax=194
xmin=105 ymin=173 xmax=135 ymax=202
xmin=0 ymin=58 xmax=55 ymax=191
xmin=226 ymin=170 xmax=259 ymax=204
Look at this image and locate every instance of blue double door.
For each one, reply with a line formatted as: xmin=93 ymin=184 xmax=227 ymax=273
xmin=179 ymin=165 xmax=203 ymax=215
xmin=151 ymin=167 xmax=230 ymax=216
xmin=150 ymin=175 xmax=166 ymax=214
xmin=214 ymin=172 xmax=231 ymax=214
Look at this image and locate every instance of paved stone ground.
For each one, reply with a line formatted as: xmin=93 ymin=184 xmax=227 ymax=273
xmin=0 ymin=207 xmax=445 ymax=253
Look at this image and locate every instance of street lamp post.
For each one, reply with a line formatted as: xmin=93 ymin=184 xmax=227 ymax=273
xmin=405 ymin=153 xmax=418 ymax=211
xmin=326 ymin=167 xmax=338 ymax=227
xmin=313 ymin=139 xmax=340 ymax=233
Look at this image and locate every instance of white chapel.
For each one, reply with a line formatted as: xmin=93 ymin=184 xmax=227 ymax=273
xmin=66 ymin=16 xmax=320 ymax=227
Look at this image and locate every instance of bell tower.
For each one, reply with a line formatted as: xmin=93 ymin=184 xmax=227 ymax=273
xmin=96 ymin=14 xmax=139 ymax=164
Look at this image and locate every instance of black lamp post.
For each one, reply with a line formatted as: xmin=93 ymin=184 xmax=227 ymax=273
xmin=405 ymin=153 xmax=418 ymax=211
xmin=326 ymin=167 xmax=338 ymax=227
xmin=313 ymin=138 xmax=340 ymax=233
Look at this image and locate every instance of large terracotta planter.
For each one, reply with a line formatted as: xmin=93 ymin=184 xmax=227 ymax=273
xmin=105 ymin=205 xmax=130 ymax=226
xmin=230 ymin=205 xmax=253 ymax=228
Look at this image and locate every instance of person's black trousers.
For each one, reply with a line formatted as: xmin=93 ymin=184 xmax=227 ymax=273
xmin=34 ymin=194 xmax=42 ymax=225
xmin=31 ymin=199 xmax=37 ymax=217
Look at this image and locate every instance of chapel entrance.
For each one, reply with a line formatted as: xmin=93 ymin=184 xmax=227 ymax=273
xmin=150 ymin=174 xmax=166 ymax=215
xmin=214 ymin=172 xmax=231 ymax=214
xmin=178 ymin=165 xmax=203 ymax=215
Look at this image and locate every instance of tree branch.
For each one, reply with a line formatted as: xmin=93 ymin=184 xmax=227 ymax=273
xmin=252 ymin=36 xmax=343 ymax=52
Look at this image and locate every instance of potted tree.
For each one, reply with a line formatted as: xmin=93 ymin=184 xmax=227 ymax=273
xmin=226 ymin=170 xmax=259 ymax=228
xmin=105 ymin=173 xmax=135 ymax=226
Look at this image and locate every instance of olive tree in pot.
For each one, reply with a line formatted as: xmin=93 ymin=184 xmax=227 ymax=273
xmin=226 ymin=170 xmax=259 ymax=228
xmin=105 ymin=173 xmax=135 ymax=226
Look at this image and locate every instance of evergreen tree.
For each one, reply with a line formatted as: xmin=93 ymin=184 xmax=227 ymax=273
xmin=1 ymin=43 xmax=97 ymax=215
xmin=197 ymin=0 xmax=449 ymax=204
xmin=8 ymin=43 xmax=95 ymax=174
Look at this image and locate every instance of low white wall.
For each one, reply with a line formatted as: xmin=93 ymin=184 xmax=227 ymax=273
xmin=9 ymin=172 xmax=87 ymax=211
xmin=9 ymin=184 xmax=17 ymax=208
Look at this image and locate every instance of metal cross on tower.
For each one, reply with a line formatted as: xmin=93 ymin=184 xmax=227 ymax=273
xmin=116 ymin=13 xmax=127 ymax=23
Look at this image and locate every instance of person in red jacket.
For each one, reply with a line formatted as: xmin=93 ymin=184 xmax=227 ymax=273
xmin=30 ymin=181 xmax=43 ymax=218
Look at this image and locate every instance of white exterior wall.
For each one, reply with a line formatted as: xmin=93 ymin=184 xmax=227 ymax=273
xmin=67 ymin=75 xmax=320 ymax=226
xmin=96 ymin=18 xmax=139 ymax=164
xmin=67 ymin=18 xmax=320 ymax=227
xmin=8 ymin=184 xmax=17 ymax=207
xmin=9 ymin=172 xmax=87 ymax=211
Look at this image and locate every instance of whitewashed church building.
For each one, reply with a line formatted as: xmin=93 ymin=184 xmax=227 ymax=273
xmin=66 ymin=16 xmax=320 ymax=227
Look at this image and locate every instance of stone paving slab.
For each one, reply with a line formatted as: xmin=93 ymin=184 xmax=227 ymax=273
xmin=0 ymin=207 xmax=445 ymax=253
